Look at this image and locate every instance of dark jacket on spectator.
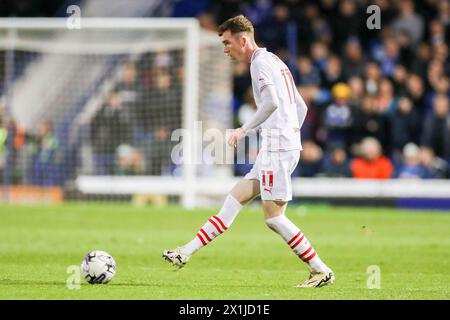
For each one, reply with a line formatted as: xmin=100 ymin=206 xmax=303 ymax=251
xmin=91 ymin=105 xmax=131 ymax=155
xmin=389 ymin=107 xmax=421 ymax=152
xmin=421 ymin=113 xmax=450 ymax=159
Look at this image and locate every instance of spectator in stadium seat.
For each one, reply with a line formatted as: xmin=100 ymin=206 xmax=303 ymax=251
xmin=3 ymin=120 xmax=27 ymax=184
xmin=294 ymin=141 xmax=323 ymax=177
xmin=410 ymin=43 xmax=431 ymax=77
xmin=425 ymin=60 xmax=446 ymax=111
xmin=256 ymin=3 xmax=290 ymax=53
xmin=114 ymin=62 xmax=141 ymax=129
xmin=237 ymin=87 xmax=257 ymax=127
xmin=310 ymin=41 xmax=330 ymax=74
xmin=197 ymin=12 xmax=218 ymax=32
xmin=405 ymin=73 xmax=427 ymax=116
xmin=296 ymin=56 xmax=321 ymax=86
xmin=395 ymin=30 xmax=416 ymax=71
xmin=137 ymin=51 xmax=182 ymax=176
xmin=241 ymin=0 xmax=273 ymax=27
xmin=350 ymin=137 xmax=394 ymax=179
xmin=364 ymin=61 xmax=382 ymax=95
xmin=115 ymin=144 xmax=145 ymax=175
xmin=322 ymin=55 xmax=346 ymax=90
xmin=348 ymin=76 xmax=365 ymax=106
xmin=419 ymin=146 xmax=449 ymax=179
xmin=90 ymin=92 xmax=131 ymax=175
xmin=322 ymin=83 xmax=353 ymax=149
xmin=322 ymin=144 xmax=351 ymax=178
xmin=232 ymin=61 xmax=252 ymax=108
xmin=396 ymin=143 xmax=428 ymax=179
xmin=297 ymin=85 xmax=323 ymax=142
xmin=204 ymin=0 xmax=242 ymax=28
xmin=341 ymin=37 xmax=367 ymax=79
xmin=310 ymin=17 xmax=333 ymax=47
xmin=331 ymin=0 xmax=363 ymax=53
xmin=437 ymin=0 xmax=450 ymax=34
xmin=421 ymin=94 xmax=450 ymax=160
xmin=291 ymin=3 xmax=319 ymax=53
xmin=146 ymin=67 xmax=181 ymax=175
xmin=391 ymin=0 xmax=424 ymax=47
xmin=389 ymin=96 xmax=421 ymax=154
xmin=31 ymin=120 xmax=60 ymax=186
xmin=431 ymin=40 xmax=448 ymax=63
xmin=351 ymin=95 xmax=387 ymax=147
xmin=377 ymin=37 xmax=400 ymax=77
xmin=375 ymin=78 xmax=397 ymax=114
xmin=391 ymin=64 xmax=408 ymax=96
xmin=428 ymin=76 xmax=450 ymax=113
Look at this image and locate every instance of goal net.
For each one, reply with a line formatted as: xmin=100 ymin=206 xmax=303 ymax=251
xmin=0 ymin=18 xmax=233 ymax=207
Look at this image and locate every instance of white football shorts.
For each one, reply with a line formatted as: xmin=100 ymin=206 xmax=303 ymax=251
xmin=244 ymin=150 xmax=300 ymax=201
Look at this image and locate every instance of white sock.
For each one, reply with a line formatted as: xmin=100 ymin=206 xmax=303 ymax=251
xmin=180 ymin=195 xmax=242 ymax=256
xmin=265 ymin=214 xmax=328 ymax=273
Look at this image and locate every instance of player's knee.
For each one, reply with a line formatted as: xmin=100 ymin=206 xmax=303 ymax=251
xmin=264 ymin=214 xmax=283 ymax=232
xmin=262 ymin=201 xmax=287 ymax=219
xmin=265 ymin=218 xmax=277 ymax=232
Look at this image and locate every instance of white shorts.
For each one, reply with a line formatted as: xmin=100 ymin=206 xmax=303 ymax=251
xmin=244 ymin=150 xmax=300 ymax=201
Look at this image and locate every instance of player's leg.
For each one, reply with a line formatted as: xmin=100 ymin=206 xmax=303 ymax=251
xmin=263 ymin=200 xmax=329 ymax=272
xmin=260 ymin=151 xmax=334 ymax=287
xmin=229 ymin=177 xmax=260 ymax=205
xmin=163 ymin=178 xmax=260 ymax=268
xmin=180 ymin=178 xmax=260 ymax=254
xmin=262 ymin=200 xmax=333 ymax=283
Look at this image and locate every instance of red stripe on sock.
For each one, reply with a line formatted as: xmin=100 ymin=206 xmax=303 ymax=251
xmin=303 ymin=251 xmax=317 ymax=262
xmin=212 ymin=215 xmax=228 ymax=231
xmin=199 ymin=228 xmax=212 ymax=242
xmin=288 ymin=232 xmax=301 ymax=245
xmin=290 ymin=234 xmax=305 ymax=250
xmin=299 ymin=246 xmax=313 ymax=258
xmin=196 ymin=233 xmax=207 ymax=246
xmin=209 ymin=218 xmax=223 ymax=234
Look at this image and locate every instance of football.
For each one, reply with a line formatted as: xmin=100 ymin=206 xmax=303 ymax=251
xmin=80 ymin=250 xmax=116 ymax=284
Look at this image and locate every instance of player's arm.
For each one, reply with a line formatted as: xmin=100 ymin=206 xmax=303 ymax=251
xmin=294 ymin=87 xmax=308 ymax=129
xmin=228 ymin=62 xmax=278 ymax=147
xmin=228 ymin=85 xmax=278 ymax=147
xmin=241 ymin=84 xmax=279 ymax=132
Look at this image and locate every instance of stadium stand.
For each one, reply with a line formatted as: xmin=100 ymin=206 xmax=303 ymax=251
xmin=0 ymin=0 xmax=449 ymax=208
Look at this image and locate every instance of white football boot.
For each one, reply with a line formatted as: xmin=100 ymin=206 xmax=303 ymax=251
xmin=162 ymin=248 xmax=190 ymax=269
xmin=296 ymin=269 xmax=335 ymax=288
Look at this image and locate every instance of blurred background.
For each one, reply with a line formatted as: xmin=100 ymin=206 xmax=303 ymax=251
xmin=0 ymin=0 xmax=449 ymax=209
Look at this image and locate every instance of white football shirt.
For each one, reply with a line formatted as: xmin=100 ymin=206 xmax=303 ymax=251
xmin=250 ymin=48 xmax=303 ymax=151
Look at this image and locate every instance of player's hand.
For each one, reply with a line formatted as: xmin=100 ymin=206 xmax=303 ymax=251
xmin=227 ymin=127 xmax=246 ymax=147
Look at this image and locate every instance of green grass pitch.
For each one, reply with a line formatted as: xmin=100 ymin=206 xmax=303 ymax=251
xmin=0 ymin=202 xmax=449 ymax=299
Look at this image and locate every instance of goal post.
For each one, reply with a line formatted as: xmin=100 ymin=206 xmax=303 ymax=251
xmin=0 ymin=18 xmax=233 ymax=207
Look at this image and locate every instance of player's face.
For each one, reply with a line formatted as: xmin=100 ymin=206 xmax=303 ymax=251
xmin=221 ymin=30 xmax=245 ymax=62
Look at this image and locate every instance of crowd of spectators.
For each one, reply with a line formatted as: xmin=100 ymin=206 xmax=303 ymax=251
xmin=0 ymin=114 xmax=62 ymax=186
xmin=89 ymin=52 xmax=183 ymax=177
xmin=0 ymin=50 xmax=183 ymax=185
xmin=193 ymin=0 xmax=450 ymax=179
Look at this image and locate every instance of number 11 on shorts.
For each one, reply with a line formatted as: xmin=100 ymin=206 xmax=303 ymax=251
xmin=261 ymin=170 xmax=274 ymax=194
